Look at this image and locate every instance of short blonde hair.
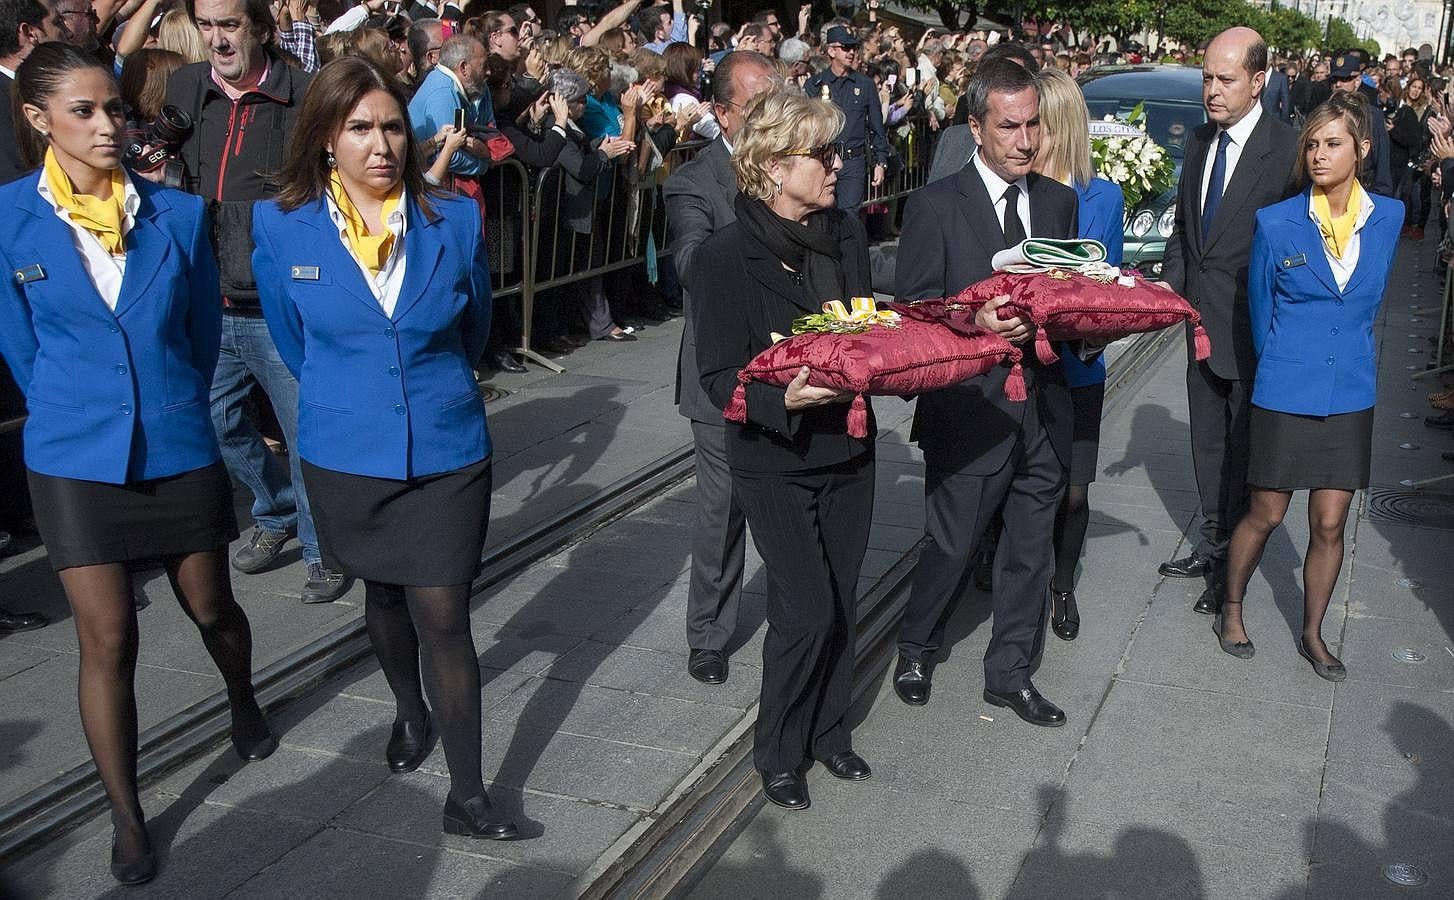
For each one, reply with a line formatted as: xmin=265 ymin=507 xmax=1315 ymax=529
xmin=1036 ymin=68 xmax=1092 ymax=188
xmin=731 ymin=90 xmax=844 ymax=201
xmin=157 ymin=8 xmax=207 ymax=64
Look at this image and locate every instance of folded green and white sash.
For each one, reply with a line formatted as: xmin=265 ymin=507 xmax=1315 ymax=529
xmin=991 ymin=238 xmax=1108 ymax=273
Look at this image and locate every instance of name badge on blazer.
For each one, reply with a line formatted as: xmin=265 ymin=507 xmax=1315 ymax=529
xmin=13 ymin=264 xmax=45 ymax=284
xmin=1280 ymin=254 xmax=1308 ymax=269
xmin=290 ymin=265 xmax=321 ymax=281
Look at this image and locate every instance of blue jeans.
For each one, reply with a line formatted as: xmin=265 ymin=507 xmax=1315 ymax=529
xmin=209 ymin=312 xmax=319 ymax=565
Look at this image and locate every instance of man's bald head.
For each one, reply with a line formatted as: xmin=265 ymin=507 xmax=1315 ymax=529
xmin=712 ymin=50 xmax=776 ymax=141
xmin=1201 ymin=26 xmax=1268 ymax=127
xmin=1206 ymin=26 xmax=1268 ymax=79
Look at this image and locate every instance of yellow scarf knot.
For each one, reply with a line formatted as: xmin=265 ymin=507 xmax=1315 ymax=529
xmin=43 ymin=148 xmax=127 ymax=255
xmin=1311 ymin=181 xmax=1364 ymax=261
xmin=329 ymin=170 xmax=402 ymax=278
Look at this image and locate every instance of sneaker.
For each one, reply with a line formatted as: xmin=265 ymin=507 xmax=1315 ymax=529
xmin=232 ymin=528 xmax=292 ymax=574
xmin=300 ymin=562 xmax=352 ymax=604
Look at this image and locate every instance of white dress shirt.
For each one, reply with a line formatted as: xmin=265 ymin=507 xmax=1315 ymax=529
xmin=1199 ymin=102 xmax=1262 ymax=213
xmin=973 ymin=150 xmax=1031 ymax=238
xmin=325 ymin=189 xmax=409 ymax=317
xmin=37 ymin=169 xmax=140 ymax=312
xmin=1309 ymin=188 xmax=1375 ymax=291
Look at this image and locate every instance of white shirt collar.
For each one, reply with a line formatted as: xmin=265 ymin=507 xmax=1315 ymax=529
xmin=0 ymin=64 xmax=15 ymax=80
xmin=1221 ymin=101 xmax=1262 ymax=147
xmin=36 ymin=166 xmax=142 ymax=251
xmin=972 ymin=150 xmax=1027 ymax=201
xmin=323 ymin=188 xmax=409 ymax=254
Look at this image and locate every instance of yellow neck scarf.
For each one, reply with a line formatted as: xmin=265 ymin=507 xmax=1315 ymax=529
xmin=43 ymin=148 xmax=127 ymax=255
xmin=329 ymin=169 xmax=402 ymax=278
xmin=1311 ymin=180 xmax=1365 ymax=260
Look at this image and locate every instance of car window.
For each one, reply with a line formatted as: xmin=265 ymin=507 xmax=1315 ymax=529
xmin=1084 ymin=100 xmax=1205 ymax=159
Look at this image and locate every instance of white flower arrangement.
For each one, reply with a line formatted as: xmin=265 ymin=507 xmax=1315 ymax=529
xmin=1090 ymin=104 xmax=1175 ymax=211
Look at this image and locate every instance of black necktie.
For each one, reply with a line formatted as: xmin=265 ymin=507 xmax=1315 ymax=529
xmin=1002 ymin=184 xmax=1026 ymax=247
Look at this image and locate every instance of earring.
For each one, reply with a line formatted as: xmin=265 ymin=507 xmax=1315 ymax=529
xmin=326 ymin=152 xmax=336 ymax=168
xmin=773 ymin=179 xmax=783 ymax=193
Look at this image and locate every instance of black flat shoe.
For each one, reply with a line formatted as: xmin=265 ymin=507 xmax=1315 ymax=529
xmin=386 ymin=713 xmax=432 ymax=773
xmin=1160 ymin=551 xmax=1211 ymax=578
xmin=983 ymin=685 xmax=1066 ymax=727
xmin=1297 ymin=639 xmax=1347 ymax=682
xmin=110 ymin=826 xmax=156 ymax=886
xmin=817 ymin=751 xmax=871 ymax=780
xmin=760 ymin=771 xmax=810 ymax=810
xmin=442 ymin=794 xmax=519 ymax=840
xmin=892 ymin=654 xmax=931 ymax=706
xmin=1193 ymin=586 xmax=1222 ymax=616
xmin=231 ymin=703 xmax=278 ymax=762
xmin=1213 ymin=608 xmax=1254 ymax=660
xmin=687 ymin=648 xmax=728 ymax=684
xmin=1050 ymin=589 xmax=1080 ymax=641
xmin=0 ymin=607 xmax=48 ymax=634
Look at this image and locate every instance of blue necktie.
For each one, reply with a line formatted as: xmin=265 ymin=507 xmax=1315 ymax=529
xmin=1201 ymin=130 xmax=1232 ymax=239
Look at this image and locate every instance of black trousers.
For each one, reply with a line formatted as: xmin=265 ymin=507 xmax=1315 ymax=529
xmin=898 ymin=397 xmax=1065 ymax=693
xmin=732 ymin=453 xmax=874 ymax=775
xmin=1185 ymin=360 xmax=1251 ymax=585
xmin=686 ymin=420 xmax=746 ymax=653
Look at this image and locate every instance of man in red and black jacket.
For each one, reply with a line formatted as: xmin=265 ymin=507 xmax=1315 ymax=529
xmin=166 ymin=0 xmax=350 ymax=603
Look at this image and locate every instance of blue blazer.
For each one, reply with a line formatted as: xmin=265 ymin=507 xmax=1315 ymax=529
xmin=252 ymin=191 xmax=493 ymax=480
xmin=1248 ymin=188 xmax=1403 ymax=417
xmin=1061 ymin=177 xmax=1125 ymax=388
xmin=0 ymin=172 xmax=221 ymax=484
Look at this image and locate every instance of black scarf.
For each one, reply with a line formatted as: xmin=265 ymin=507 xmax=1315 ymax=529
xmin=733 ymin=193 xmax=847 ymax=303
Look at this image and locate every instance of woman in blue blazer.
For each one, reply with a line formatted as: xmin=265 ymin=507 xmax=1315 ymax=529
xmin=253 ymin=58 xmax=516 ymax=841
xmin=0 ymin=44 xmax=274 ymax=886
xmin=1217 ymin=93 xmax=1402 ymax=681
xmin=1035 ymin=69 xmax=1126 ymax=642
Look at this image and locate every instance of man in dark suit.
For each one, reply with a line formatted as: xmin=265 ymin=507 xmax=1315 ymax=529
xmin=1288 ymin=60 xmax=1314 ymax=119
xmin=892 ymin=59 xmax=1080 ymax=727
xmin=1157 ymin=27 xmax=1299 ymax=613
xmin=663 ymin=50 xmax=776 ymax=686
xmin=1261 ymin=63 xmax=1291 ymax=121
xmin=0 ymin=0 xmax=47 ymax=185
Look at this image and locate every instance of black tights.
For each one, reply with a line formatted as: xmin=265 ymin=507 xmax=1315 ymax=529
xmin=1221 ymin=487 xmax=1353 ymax=663
xmin=59 ymin=551 xmax=262 ymax=857
xmin=1051 ymin=483 xmax=1091 ymax=594
xmin=363 ymin=580 xmax=484 ymax=802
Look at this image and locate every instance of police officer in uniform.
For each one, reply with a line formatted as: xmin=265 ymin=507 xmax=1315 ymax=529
xmin=1328 ymin=52 xmax=1393 ymax=196
xmin=804 ymin=26 xmax=889 ymax=212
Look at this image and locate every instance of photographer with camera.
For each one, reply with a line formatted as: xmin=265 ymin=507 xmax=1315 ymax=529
xmin=165 ymin=0 xmax=352 ymax=603
xmin=119 ymin=48 xmax=189 ymax=186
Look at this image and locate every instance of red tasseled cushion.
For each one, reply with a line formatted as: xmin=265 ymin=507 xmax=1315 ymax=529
xmin=725 ymin=309 xmax=1022 ymax=439
xmin=958 ymin=270 xmax=1211 ymax=365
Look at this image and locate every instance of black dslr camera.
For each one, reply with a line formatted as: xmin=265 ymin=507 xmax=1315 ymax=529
xmin=125 ymin=105 xmax=193 ymax=188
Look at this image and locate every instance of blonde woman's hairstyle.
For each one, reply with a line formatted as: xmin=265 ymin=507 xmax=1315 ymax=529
xmin=731 ymin=88 xmax=844 ymax=201
xmin=1036 ymin=67 xmax=1093 ymax=188
xmin=157 ymin=8 xmax=207 ymax=64
xmin=567 ymin=45 xmax=610 ymax=90
xmin=1293 ymin=91 xmax=1371 ymax=187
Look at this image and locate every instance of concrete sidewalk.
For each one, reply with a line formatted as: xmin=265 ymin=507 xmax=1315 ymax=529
xmin=695 ymin=242 xmax=1454 ymax=898
xmin=0 ymin=321 xmax=695 ymax=815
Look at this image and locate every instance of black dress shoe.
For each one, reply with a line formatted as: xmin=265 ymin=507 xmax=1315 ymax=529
xmin=442 ymin=794 xmax=519 ymax=840
xmin=1159 ymin=551 xmax=1211 ymax=578
xmin=983 ymin=685 xmax=1066 ymax=727
xmin=386 ymin=713 xmax=432 ymax=773
xmin=817 ymin=750 xmax=871 ymax=780
xmin=687 ymin=648 xmax=728 ymax=684
xmin=760 ymin=771 xmax=810 ymax=809
xmin=231 ymin=701 xmax=279 ymax=761
xmin=1050 ymin=589 xmax=1080 ymax=641
xmin=1193 ymin=587 xmax=1222 ymax=615
xmin=485 ymin=350 xmax=527 ymax=373
xmin=110 ymin=826 xmax=157 ymax=886
xmin=893 ymin=654 xmax=931 ymax=706
xmin=0 ymin=606 xmax=48 ymax=634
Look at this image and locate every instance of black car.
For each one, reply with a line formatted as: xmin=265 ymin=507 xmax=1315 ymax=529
xmin=1078 ymin=65 xmax=1206 ymax=278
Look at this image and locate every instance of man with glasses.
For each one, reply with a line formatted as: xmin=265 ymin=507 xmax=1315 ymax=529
xmin=45 ymin=0 xmax=98 ymax=50
xmin=483 ymin=9 xmax=518 ymax=64
xmin=407 ymin=17 xmax=443 ymax=81
xmin=750 ymin=8 xmax=780 ymax=39
xmin=803 ymin=25 xmax=887 ymax=211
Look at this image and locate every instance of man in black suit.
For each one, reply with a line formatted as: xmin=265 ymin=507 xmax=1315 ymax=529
xmin=892 ymin=58 xmax=1079 ymax=727
xmin=1261 ymin=62 xmax=1291 ymax=122
xmin=1157 ymin=27 xmax=1299 ymax=612
xmin=0 ymin=0 xmax=46 ymax=185
xmin=663 ymin=50 xmax=776 ymax=686
xmin=1288 ymin=60 xmax=1314 ymax=119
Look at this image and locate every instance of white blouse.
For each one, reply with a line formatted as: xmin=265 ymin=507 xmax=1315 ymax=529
xmin=325 ymin=189 xmax=409 ymax=317
xmin=37 ymin=171 xmax=140 ymax=312
xmin=1307 ymin=187 xmax=1375 ymax=291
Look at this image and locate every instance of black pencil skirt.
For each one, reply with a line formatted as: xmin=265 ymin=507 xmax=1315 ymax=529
xmin=1246 ymin=405 xmax=1374 ymax=491
xmin=301 ymin=457 xmax=492 ymax=586
xmin=1067 ymin=383 xmax=1105 ymax=487
xmin=28 ymin=461 xmax=239 ymax=571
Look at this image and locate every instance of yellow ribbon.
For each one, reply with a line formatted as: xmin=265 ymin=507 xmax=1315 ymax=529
xmin=1311 ymin=181 xmax=1364 ymax=260
xmin=43 ymin=147 xmax=127 ymax=255
xmin=329 ymin=169 xmax=402 ymax=278
xmin=820 ymin=297 xmax=902 ymax=327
